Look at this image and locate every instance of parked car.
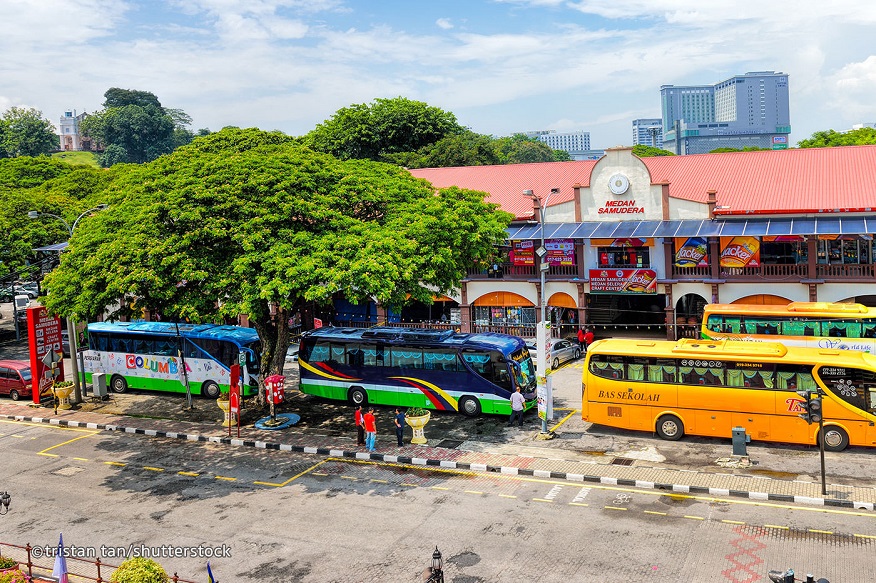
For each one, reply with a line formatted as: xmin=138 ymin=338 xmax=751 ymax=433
xmin=526 ymin=339 xmax=581 ymax=370
xmin=61 ymin=329 xmax=70 ymax=356
xmin=0 ymin=360 xmax=33 ymax=401
xmin=285 ymin=344 xmax=300 ymax=363
xmin=0 ymin=287 xmax=12 ymax=303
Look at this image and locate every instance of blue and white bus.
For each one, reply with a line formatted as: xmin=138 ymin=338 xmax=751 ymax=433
xmin=84 ymin=321 xmax=261 ymax=397
xmin=298 ymin=327 xmax=537 ymax=416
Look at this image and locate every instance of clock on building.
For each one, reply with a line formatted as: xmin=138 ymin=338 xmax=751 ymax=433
xmin=609 ymin=173 xmax=630 ymax=195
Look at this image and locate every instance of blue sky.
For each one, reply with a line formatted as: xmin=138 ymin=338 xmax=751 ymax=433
xmin=2 ymin=0 xmax=876 ymax=149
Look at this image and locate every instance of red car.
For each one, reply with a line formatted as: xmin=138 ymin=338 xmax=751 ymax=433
xmin=0 ymin=360 xmax=33 ymax=401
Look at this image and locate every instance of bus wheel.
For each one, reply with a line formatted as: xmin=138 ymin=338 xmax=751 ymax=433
xmin=110 ymin=375 xmax=128 ymax=393
xmin=348 ymin=387 xmax=367 ymax=406
xmin=9 ymin=390 xmax=19 ymax=401
xmin=202 ymin=381 xmax=220 ymax=399
xmin=656 ymin=415 xmax=684 ymax=441
xmin=819 ymin=426 xmax=849 ymax=452
xmin=459 ymin=396 xmax=481 ymax=417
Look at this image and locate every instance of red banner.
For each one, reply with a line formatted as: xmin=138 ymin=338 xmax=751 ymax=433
xmin=26 ymin=307 xmax=64 ymax=402
xmin=589 ymin=269 xmax=657 ymax=294
xmin=511 ymin=240 xmax=534 ymax=266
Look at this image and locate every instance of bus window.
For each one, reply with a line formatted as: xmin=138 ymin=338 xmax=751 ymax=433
xmin=589 ymin=355 xmax=625 ymax=380
xmin=346 ymin=344 xmax=366 ymax=368
xmin=647 ymin=358 xmax=676 ymax=383
xmin=680 ymin=363 xmax=724 ymax=385
xmin=462 ymin=350 xmax=509 ymax=388
xmin=627 ymin=357 xmax=648 ymax=381
xmin=820 ymin=366 xmax=874 ymax=412
xmin=389 ymin=347 xmax=423 ymax=369
xmin=362 ymin=344 xmax=381 ymax=367
xmin=309 ymin=342 xmax=330 ymax=364
xmin=423 ymin=348 xmax=459 ymax=372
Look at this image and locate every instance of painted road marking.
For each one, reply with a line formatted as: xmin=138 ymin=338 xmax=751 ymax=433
xmin=104 ymin=461 xmax=126 ymax=467
xmin=542 ymin=485 xmax=563 ymax=501
xmin=178 ymin=471 xmax=200 ymax=477
xmin=571 ymin=487 xmax=591 ymax=504
xmin=253 ymin=460 xmax=327 ymax=487
xmin=143 ymin=466 xmax=165 ymax=472
xmin=644 ymin=511 xmax=667 ymax=516
xmin=605 ymin=506 xmax=627 ymax=511
xmin=214 ymin=476 xmax=236 ymax=481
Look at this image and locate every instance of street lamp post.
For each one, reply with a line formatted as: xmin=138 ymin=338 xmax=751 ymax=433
xmin=28 ymin=205 xmax=108 ymax=404
xmin=523 ymin=188 xmax=559 ymax=434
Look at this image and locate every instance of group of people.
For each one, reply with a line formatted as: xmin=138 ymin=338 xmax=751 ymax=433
xmin=577 ymin=327 xmax=594 ymax=351
xmin=355 ymin=405 xmax=406 ymax=451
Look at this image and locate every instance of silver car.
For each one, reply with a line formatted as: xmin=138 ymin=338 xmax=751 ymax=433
xmin=526 ymin=339 xmax=581 ymax=370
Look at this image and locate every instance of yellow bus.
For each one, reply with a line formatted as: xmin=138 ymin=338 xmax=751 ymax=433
xmin=582 ymin=338 xmax=876 ymax=451
xmin=701 ymin=301 xmax=876 ymax=353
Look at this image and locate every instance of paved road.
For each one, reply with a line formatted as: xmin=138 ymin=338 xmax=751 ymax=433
xmin=2 ymin=420 xmax=874 ymax=582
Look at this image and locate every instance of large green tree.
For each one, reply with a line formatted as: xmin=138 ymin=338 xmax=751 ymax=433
xmin=302 ymin=97 xmax=466 ymax=162
xmin=0 ymin=107 xmax=59 ymax=158
xmin=632 ymin=144 xmax=675 ymax=157
xmin=81 ymin=88 xmax=194 ymax=167
xmin=41 ymin=128 xmax=511 ymax=384
xmin=798 ymin=127 xmax=876 ymax=148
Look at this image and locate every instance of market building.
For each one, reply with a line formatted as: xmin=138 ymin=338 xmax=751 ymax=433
xmin=408 ymin=145 xmax=876 ymax=340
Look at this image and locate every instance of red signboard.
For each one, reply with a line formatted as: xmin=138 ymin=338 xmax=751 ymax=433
xmin=26 ymin=307 xmax=64 ymax=403
xmin=589 ymin=269 xmax=657 ymax=294
xmin=511 ymin=240 xmax=534 ymax=266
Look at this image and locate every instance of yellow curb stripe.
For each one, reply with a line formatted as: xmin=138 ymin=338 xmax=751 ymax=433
xmin=683 ymin=515 xmax=705 ymax=521
xmin=551 ymin=409 xmax=579 ymax=432
xmin=644 ymin=510 xmax=667 ymax=516
xmin=38 ymin=453 xmax=59 ymax=457
xmin=808 ymin=529 xmax=833 ymax=534
xmin=764 ymin=524 xmax=789 ymax=530
xmin=605 ymin=506 xmax=627 ymax=511
xmin=400 ymin=483 xmax=418 ymax=488
xmin=73 ymin=457 xmax=88 ymax=461
xmin=178 ymin=471 xmax=199 ymax=477
xmin=721 ymin=520 xmax=746 ymax=525
xmin=105 ymin=461 xmax=126 ymax=467
xmin=340 ymin=476 xmax=357 ymax=480
xmin=214 ymin=476 xmax=236 ymax=481
xmin=371 ymin=479 xmax=389 ymax=484
xmin=143 ymin=466 xmax=165 ymax=472
xmin=532 ymin=498 xmax=553 ymax=503
xmin=255 ymin=460 xmax=329 ymax=487
xmin=431 ymin=486 xmax=449 ymax=491
xmin=499 ymin=494 xmax=517 ymax=499
xmin=854 ymin=534 xmax=876 ymax=540
xmin=569 ymin=502 xmax=589 ymax=507
xmin=464 ymin=490 xmax=484 ymax=495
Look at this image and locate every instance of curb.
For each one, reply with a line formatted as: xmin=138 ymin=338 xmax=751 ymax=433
xmin=5 ymin=413 xmax=874 ymax=512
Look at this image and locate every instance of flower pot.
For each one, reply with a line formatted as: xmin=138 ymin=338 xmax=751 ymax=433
xmin=404 ymin=412 xmax=431 ymax=445
xmin=217 ymin=398 xmax=237 ymax=427
xmin=53 ymin=383 xmax=74 ymax=410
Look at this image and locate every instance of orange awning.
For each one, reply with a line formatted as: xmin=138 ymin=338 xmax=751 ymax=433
xmin=472 ymin=291 xmax=534 ymax=307
xmin=548 ymin=292 xmax=577 ymax=309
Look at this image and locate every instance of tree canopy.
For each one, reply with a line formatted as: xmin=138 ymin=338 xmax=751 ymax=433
xmin=41 ymin=128 xmax=512 ymax=377
xmin=81 ymin=88 xmax=194 ymax=167
xmin=632 ymin=144 xmax=675 ymax=157
xmin=798 ymin=127 xmax=876 ymax=148
xmin=302 ymin=97 xmax=466 ymax=162
xmin=0 ymin=107 xmax=59 ymax=158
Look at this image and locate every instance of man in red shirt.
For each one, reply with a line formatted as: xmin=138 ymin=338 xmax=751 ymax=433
xmin=364 ymin=407 xmax=377 ymax=451
xmin=583 ymin=328 xmax=594 ymax=351
xmin=354 ymin=405 xmax=365 ymax=446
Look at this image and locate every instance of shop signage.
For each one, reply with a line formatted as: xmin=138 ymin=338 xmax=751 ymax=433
xmin=597 ymin=200 xmax=644 ymax=214
xmin=674 ymin=237 xmax=709 ymax=267
xmin=545 ymin=239 xmax=575 ymax=266
xmin=589 ymin=269 xmax=657 ymax=294
xmin=511 ymin=240 xmax=534 ymax=266
xmin=720 ymin=236 xmax=760 ymax=268
xmin=26 ymin=306 xmax=65 ymax=403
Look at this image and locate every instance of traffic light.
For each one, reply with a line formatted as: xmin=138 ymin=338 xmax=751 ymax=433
xmin=797 ymin=390 xmax=823 ymax=424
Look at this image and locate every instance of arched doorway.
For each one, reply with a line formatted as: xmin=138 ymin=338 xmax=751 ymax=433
xmin=472 ymin=291 xmax=536 ymax=337
xmin=675 ymin=293 xmax=709 ymax=338
xmin=548 ymin=292 xmax=578 ymax=338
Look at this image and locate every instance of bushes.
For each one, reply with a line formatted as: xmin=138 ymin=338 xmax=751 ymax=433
xmin=110 ymin=557 xmax=169 ymax=583
xmin=0 ymin=567 xmax=28 ymax=583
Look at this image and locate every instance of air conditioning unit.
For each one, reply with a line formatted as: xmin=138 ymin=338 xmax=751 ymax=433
xmin=92 ymin=373 xmax=108 ymax=399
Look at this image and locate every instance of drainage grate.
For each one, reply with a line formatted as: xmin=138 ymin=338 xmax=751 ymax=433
xmin=436 ymin=439 xmax=464 ymax=449
xmin=611 ymin=458 xmax=634 ymax=466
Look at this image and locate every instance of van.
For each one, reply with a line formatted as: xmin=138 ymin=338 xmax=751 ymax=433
xmin=0 ymin=360 xmax=33 ymax=401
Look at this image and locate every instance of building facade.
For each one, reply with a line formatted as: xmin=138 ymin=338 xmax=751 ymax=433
xmin=661 ymin=71 xmax=791 ymax=154
xmin=632 ymin=118 xmax=663 ymax=148
xmin=58 ymin=110 xmax=92 ymax=151
xmin=409 ymin=146 xmax=876 ymax=340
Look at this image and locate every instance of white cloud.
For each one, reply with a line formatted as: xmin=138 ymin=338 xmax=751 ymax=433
xmin=436 ymin=18 xmax=454 ymax=30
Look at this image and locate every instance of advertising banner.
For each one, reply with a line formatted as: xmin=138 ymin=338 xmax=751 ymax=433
xmin=26 ymin=306 xmax=64 ymax=402
xmin=674 ymin=237 xmax=709 ymax=267
xmin=590 ymin=238 xmax=653 ymax=247
xmin=589 ymin=269 xmax=657 ymax=294
xmin=545 ymin=238 xmax=575 ymax=266
xmin=511 ymin=240 xmax=534 ymax=266
xmin=720 ymin=236 xmax=760 ymax=268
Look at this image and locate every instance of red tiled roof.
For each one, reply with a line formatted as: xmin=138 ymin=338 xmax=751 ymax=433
xmin=409 ymin=145 xmax=876 ymax=219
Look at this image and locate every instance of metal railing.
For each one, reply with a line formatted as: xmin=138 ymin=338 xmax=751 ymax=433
xmin=0 ymin=541 xmax=198 ymax=583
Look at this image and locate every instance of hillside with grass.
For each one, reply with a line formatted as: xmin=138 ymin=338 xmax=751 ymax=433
xmin=52 ymin=151 xmax=100 ymax=167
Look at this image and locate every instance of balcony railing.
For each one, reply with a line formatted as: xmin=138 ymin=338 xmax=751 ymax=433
xmin=816 ymin=263 xmax=876 ymax=279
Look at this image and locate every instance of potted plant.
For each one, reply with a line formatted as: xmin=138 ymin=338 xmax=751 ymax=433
xmin=216 ymin=391 xmax=236 ymax=427
xmin=53 ymin=380 xmax=75 ymax=410
xmin=405 ymin=407 xmax=431 ymax=445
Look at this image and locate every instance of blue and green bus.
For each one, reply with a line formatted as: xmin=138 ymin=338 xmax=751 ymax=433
xmin=84 ymin=321 xmax=262 ymax=397
xmin=297 ymin=327 xmax=537 ymax=416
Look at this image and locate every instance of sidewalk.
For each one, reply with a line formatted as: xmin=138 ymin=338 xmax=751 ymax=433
xmin=1 ymin=401 xmax=874 ymax=512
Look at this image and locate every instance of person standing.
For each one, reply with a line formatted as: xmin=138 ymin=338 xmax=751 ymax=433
xmin=577 ymin=327 xmax=586 ymax=350
xmin=364 ymin=407 xmax=377 ymax=451
xmin=354 ymin=405 xmax=365 ymax=446
xmin=508 ymin=387 xmax=525 ymax=427
xmin=394 ymin=408 xmax=405 ymax=447
xmin=583 ymin=328 xmax=594 ymax=352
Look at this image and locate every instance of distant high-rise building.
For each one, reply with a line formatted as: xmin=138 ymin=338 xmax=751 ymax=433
xmin=632 ymin=119 xmax=663 ymax=148
xmin=526 ymin=130 xmax=591 ymax=152
xmin=660 ymin=71 xmax=791 ymax=155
